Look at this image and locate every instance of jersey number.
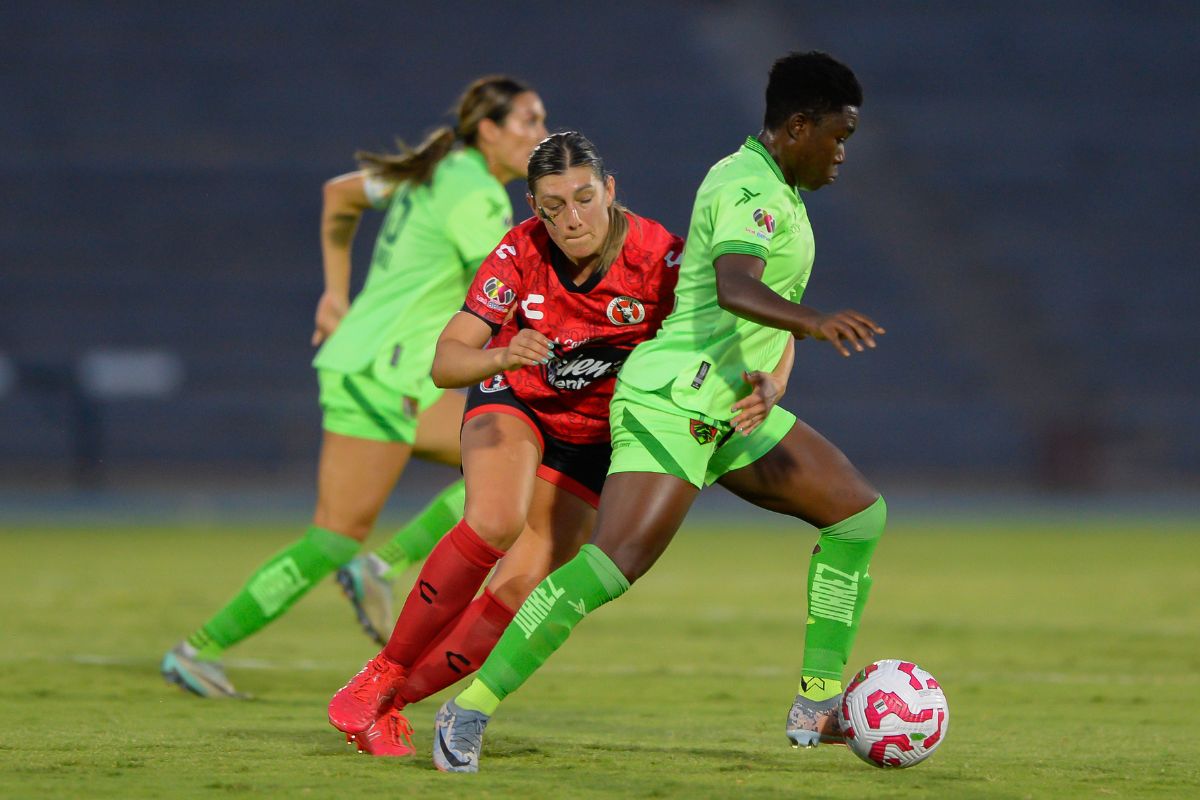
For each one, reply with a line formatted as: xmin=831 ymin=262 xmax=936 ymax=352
xmin=372 ymin=191 xmax=414 ymax=271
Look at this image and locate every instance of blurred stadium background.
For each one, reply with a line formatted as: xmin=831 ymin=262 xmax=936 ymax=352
xmin=2 ymin=1 xmax=1197 ymax=520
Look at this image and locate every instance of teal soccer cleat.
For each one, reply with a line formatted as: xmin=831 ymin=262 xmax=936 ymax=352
xmin=161 ymin=641 xmax=246 ymax=699
xmin=336 ymin=555 xmax=394 ymax=646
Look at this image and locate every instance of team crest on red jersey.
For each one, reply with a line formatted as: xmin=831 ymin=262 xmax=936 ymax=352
xmin=479 ymin=373 xmax=508 ymax=393
xmin=606 ymin=296 xmax=646 ymax=326
xmin=689 ymin=419 xmax=719 ymax=445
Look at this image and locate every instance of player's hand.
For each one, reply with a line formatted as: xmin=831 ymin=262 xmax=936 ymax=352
xmin=802 ymin=309 xmax=885 ymax=357
xmin=730 ymin=370 xmax=784 ymax=435
xmin=498 ymin=328 xmax=556 ymax=370
xmin=312 ymin=291 xmax=349 ymax=346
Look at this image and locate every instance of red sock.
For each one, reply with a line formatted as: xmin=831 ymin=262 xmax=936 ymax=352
xmin=382 ymin=520 xmax=504 ymax=667
xmin=397 ymin=588 xmax=516 ymax=706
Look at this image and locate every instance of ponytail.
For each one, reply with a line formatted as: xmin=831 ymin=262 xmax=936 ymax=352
xmin=594 ymin=202 xmax=630 ymax=276
xmin=355 ymin=126 xmax=456 ymax=185
xmin=353 ymin=75 xmax=531 ymax=187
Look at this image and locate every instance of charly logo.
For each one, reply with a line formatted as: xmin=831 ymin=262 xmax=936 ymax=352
xmin=479 ymin=373 xmax=508 ymax=393
xmin=753 ymin=208 xmax=775 ymax=233
xmin=606 ymin=296 xmax=645 ymax=325
xmin=689 ymin=419 xmax=719 ymax=445
xmin=544 ymin=344 xmax=629 ymax=391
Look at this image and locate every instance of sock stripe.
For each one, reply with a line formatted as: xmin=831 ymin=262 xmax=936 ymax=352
xmin=818 ymin=496 xmax=887 ymax=541
xmin=579 ymin=544 xmax=631 ymax=596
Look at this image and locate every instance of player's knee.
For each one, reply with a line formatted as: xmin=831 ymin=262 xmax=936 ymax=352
xmin=313 ymin=490 xmax=385 ymax=542
xmin=311 ymin=510 xmax=372 ymax=542
xmin=819 ymin=494 xmax=887 ymax=541
xmin=487 ymin=572 xmax=541 ymax=609
xmin=603 ymin=542 xmax=652 ymax=585
xmin=463 ymin=507 xmax=525 ymax=551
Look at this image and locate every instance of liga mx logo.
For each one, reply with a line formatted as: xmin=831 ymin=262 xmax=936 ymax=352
xmin=606 ymin=295 xmax=645 ymax=325
xmin=753 ymin=208 xmax=775 ymax=233
xmin=483 ymin=276 xmax=515 ymax=307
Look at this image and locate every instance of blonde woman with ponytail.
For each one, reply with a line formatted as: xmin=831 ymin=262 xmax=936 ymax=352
xmin=162 ymin=77 xmax=547 ymax=700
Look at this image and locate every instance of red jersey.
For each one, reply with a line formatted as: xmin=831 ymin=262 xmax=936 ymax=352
xmin=463 ymin=212 xmax=682 ymax=444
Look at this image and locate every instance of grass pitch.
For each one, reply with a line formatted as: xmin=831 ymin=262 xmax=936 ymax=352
xmin=1 ymin=513 xmax=1198 ymax=798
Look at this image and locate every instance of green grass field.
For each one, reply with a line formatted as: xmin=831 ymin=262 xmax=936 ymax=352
xmin=2 ymin=515 xmax=1198 ymax=798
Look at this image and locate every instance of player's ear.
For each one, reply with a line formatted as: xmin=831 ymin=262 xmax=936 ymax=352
xmin=787 ymin=112 xmax=811 ymax=141
xmin=526 ymin=191 xmax=539 ymax=217
xmin=477 ymin=117 xmax=500 ymax=145
xmin=603 ymin=174 xmax=616 ymax=207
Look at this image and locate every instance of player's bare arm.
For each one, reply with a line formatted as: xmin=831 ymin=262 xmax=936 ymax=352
xmin=431 ymin=312 xmax=555 ymax=388
xmin=714 ymin=252 xmax=885 ymax=357
xmin=313 ymin=171 xmax=373 ymax=345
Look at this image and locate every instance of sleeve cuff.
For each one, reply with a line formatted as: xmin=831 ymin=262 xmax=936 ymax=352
xmin=712 ymin=240 xmax=769 ymax=262
xmin=362 ymin=174 xmax=396 ymax=209
xmin=461 ymin=304 xmax=502 ymax=335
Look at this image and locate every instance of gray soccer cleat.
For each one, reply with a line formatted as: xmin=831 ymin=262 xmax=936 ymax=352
xmin=786 ymin=693 xmax=845 ymax=748
xmin=161 ymin=641 xmax=246 ymax=699
xmin=432 ymin=700 xmax=490 ymax=773
xmin=336 ymin=555 xmax=394 ymax=646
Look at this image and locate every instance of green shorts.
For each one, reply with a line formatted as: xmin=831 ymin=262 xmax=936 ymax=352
xmin=317 ymin=368 xmax=444 ymax=444
xmin=608 ymin=380 xmax=796 ymax=488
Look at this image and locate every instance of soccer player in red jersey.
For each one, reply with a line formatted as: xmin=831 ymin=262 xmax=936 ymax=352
xmin=327 ymin=132 xmax=789 ymax=756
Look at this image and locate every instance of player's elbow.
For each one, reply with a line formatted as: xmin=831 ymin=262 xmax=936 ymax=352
xmin=430 ymin=344 xmax=465 ymax=389
xmin=715 ymin=274 xmax=748 ymax=314
xmin=430 ymin=358 xmax=453 ymax=389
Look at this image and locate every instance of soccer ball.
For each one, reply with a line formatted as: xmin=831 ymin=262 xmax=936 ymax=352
xmin=839 ymin=659 xmax=949 ymax=768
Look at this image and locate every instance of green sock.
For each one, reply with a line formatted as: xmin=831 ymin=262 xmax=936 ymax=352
xmin=798 ymin=676 xmax=842 ymax=703
xmin=801 ymin=496 xmax=886 ymax=684
xmin=456 ymin=544 xmax=630 ymax=715
xmin=186 ymin=525 xmax=360 ymax=658
xmin=372 ymin=479 xmax=466 ymax=576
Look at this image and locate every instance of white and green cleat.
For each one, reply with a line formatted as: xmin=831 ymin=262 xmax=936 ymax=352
xmin=161 ymin=641 xmax=246 ymax=699
xmin=432 ymin=700 xmax=489 ymax=773
xmin=336 ymin=555 xmax=394 ymax=646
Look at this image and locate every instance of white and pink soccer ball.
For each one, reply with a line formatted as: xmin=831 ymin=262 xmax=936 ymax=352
xmin=839 ymin=659 xmax=949 ymax=768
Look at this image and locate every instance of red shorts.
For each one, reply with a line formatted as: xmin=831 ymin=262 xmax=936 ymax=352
xmin=464 ymin=374 xmax=611 ymax=508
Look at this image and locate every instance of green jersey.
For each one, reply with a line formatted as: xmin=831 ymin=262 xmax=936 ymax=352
xmin=620 ymin=136 xmax=814 ymax=420
xmin=313 ymin=147 xmax=511 ymax=394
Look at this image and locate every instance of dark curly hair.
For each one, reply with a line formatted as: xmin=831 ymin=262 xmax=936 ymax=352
xmin=763 ymin=51 xmax=863 ymax=130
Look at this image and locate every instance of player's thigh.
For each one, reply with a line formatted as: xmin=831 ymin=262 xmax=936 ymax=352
xmin=487 ymin=480 xmax=595 ymax=608
xmin=460 ymin=411 xmax=543 ymax=549
xmin=412 ymin=389 xmax=465 ymax=467
xmin=716 ymin=418 xmax=878 ymax=529
xmin=591 ymin=471 xmax=699 ymax=583
xmin=313 ymin=430 xmax=413 ymax=541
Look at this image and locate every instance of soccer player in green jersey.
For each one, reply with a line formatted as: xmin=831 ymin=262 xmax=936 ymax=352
xmin=162 ymin=76 xmax=548 ymax=698
xmin=433 ymin=53 xmax=887 ymax=772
